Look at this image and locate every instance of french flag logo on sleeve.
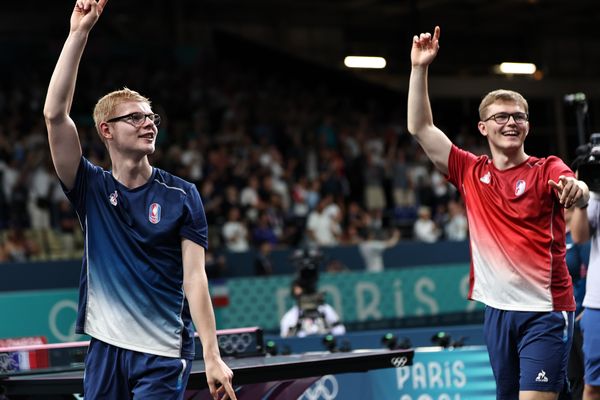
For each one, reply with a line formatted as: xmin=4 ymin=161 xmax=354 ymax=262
xmin=149 ymin=203 xmax=161 ymax=224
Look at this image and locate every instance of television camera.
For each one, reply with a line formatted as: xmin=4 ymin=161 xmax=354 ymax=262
xmin=288 ymin=248 xmax=329 ymax=336
xmin=573 ymin=133 xmax=600 ymax=192
xmin=565 ymin=92 xmax=600 ymax=191
xmin=290 ymin=247 xmax=324 ymax=310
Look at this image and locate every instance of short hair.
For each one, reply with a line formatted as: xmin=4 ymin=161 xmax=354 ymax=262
xmin=92 ymin=88 xmax=151 ymax=139
xmin=478 ymin=89 xmax=528 ymax=120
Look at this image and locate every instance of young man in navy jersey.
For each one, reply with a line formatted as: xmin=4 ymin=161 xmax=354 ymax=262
xmin=43 ymin=0 xmax=236 ymax=399
xmin=408 ymin=26 xmax=589 ymax=399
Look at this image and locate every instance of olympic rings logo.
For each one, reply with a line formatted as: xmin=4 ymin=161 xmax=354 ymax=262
xmin=48 ymin=300 xmax=81 ymax=342
xmin=391 ymin=356 xmax=408 ymax=368
xmin=217 ymin=333 xmax=253 ymax=354
xmin=301 ymin=375 xmax=339 ymax=400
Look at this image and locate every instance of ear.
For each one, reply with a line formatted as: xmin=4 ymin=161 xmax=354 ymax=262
xmin=477 ymin=121 xmax=488 ymax=137
xmin=98 ymin=122 xmax=113 ymax=141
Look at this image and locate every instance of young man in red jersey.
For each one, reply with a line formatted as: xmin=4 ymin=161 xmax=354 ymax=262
xmin=408 ymin=26 xmax=589 ymax=400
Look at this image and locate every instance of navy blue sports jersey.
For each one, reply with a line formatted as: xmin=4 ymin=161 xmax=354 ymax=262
xmin=63 ymin=157 xmax=208 ymax=358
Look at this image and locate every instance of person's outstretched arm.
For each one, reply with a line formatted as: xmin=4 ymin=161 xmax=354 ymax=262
xmin=182 ymin=239 xmax=237 ymax=400
xmin=44 ymin=0 xmax=107 ymax=190
xmin=407 ymin=26 xmax=453 ymax=175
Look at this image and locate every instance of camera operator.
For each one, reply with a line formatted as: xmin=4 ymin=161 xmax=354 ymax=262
xmin=279 ymin=249 xmax=346 ymax=338
xmin=570 ymin=133 xmax=600 ymax=400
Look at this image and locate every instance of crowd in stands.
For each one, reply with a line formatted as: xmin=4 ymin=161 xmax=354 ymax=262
xmin=0 ymin=42 xmax=479 ymax=265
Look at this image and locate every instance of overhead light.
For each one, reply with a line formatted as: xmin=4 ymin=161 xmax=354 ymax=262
xmin=496 ymin=62 xmax=537 ymax=75
xmin=344 ymin=56 xmax=387 ymax=69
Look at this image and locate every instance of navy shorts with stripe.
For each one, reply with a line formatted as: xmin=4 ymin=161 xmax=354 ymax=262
xmin=483 ymin=306 xmax=574 ymax=399
xmin=581 ymin=308 xmax=600 ymax=386
xmin=83 ymin=338 xmax=192 ymax=400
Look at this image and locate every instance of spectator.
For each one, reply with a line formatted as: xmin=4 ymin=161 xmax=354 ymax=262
xmin=413 ymin=206 xmax=441 ymax=243
xmin=252 ymin=211 xmax=278 ymax=246
xmin=444 ymin=199 xmax=468 ymax=241
xmin=1 ymin=222 xmax=40 ymax=262
xmin=306 ymin=196 xmax=341 ymax=247
xmin=359 ymin=228 xmax=401 ymax=272
xmin=221 ymin=207 xmax=250 ymax=253
xmin=390 ymin=148 xmax=416 ymax=209
xmin=254 ymin=240 xmax=273 ymax=276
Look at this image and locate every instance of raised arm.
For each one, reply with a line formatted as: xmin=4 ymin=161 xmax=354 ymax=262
xmin=182 ymin=239 xmax=237 ymax=400
xmin=43 ymin=0 xmax=107 ymax=189
xmin=407 ymin=26 xmax=452 ymax=175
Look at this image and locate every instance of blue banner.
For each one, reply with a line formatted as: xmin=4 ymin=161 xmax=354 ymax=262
xmin=300 ymin=346 xmax=496 ymax=400
xmin=0 ymin=289 xmax=83 ymax=343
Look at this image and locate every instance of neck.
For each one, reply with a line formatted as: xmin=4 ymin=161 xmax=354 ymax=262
xmin=111 ymin=158 xmax=153 ymax=189
xmin=489 ymin=147 xmax=528 ymax=171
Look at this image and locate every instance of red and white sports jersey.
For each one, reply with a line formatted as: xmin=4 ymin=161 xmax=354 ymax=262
xmin=447 ymin=145 xmax=575 ymax=312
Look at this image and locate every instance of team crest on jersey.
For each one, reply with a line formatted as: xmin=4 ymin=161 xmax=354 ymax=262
xmin=480 ymin=172 xmax=491 ymax=184
xmin=109 ymin=191 xmax=118 ymax=206
xmin=515 ymin=180 xmax=526 ymax=196
xmin=149 ymin=203 xmax=161 ymax=224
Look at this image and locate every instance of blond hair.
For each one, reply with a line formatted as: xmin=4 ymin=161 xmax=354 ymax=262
xmin=478 ymin=89 xmax=528 ymax=120
xmin=93 ymin=88 xmax=151 ymax=139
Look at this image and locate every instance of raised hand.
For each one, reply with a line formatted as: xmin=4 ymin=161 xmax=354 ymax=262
xmin=70 ymin=0 xmax=108 ymax=34
xmin=411 ymin=26 xmax=441 ymax=67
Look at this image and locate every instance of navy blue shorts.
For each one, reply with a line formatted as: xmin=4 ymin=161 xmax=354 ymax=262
xmin=83 ymin=338 xmax=192 ymax=399
xmin=581 ymin=308 xmax=600 ymax=386
xmin=483 ymin=306 xmax=574 ymax=398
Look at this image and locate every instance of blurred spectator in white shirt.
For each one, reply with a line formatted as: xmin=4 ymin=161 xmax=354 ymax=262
xmin=306 ymin=196 xmax=341 ymax=246
xmin=359 ymin=228 xmax=401 ymax=272
xmin=444 ymin=200 xmax=468 ymax=241
xmin=222 ymin=207 xmax=250 ymax=252
xmin=413 ymin=206 xmax=441 ymax=243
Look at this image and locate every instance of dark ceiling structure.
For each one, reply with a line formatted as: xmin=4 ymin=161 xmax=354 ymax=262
xmin=3 ymin=0 xmax=600 ymax=80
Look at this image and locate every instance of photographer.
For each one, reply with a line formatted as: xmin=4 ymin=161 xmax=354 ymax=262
xmin=570 ymin=135 xmax=600 ymax=400
xmin=279 ymin=249 xmax=346 ymax=338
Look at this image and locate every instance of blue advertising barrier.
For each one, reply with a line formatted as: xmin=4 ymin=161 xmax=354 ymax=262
xmin=299 ymin=346 xmax=496 ymax=400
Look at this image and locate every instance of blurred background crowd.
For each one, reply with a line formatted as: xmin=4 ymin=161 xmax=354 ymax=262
xmin=0 ymin=49 xmax=475 ymax=265
xmin=1 ymin=0 xmax=598 ymax=269
xmin=0 ymin=29 xmax=485 ymax=261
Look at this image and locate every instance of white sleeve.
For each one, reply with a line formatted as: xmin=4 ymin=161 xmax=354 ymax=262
xmin=321 ymin=305 xmax=346 ymax=335
xmin=280 ymin=307 xmax=299 ymax=337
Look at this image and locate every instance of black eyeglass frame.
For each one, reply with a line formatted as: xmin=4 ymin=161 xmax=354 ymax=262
xmin=105 ymin=112 xmax=161 ymax=127
xmin=482 ymin=112 xmax=529 ymax=124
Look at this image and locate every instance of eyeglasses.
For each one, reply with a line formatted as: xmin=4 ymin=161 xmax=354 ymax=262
xmin=106 ymin=112 xmax=161 ymax=127
xmin=483 ymin=112 xmax=529 ymax=125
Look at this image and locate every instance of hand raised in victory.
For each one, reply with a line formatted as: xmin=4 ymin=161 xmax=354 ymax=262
xmin=411 ymin=26 xmax=441 ymax=67
xmin=70 ymin=0 xmax=108 ymax=34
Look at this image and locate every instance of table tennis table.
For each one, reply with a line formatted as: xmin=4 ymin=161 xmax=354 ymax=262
xmin=1 ymin=341 xmax=413 ymax=399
